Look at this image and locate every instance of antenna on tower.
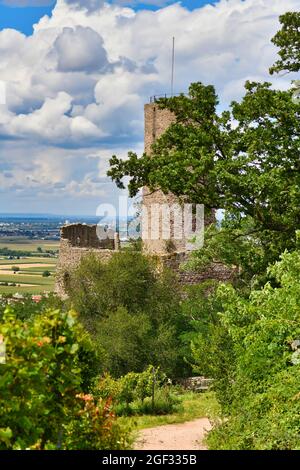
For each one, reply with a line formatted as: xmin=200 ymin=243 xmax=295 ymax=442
xmin=171 ymin=36 xmax=175 ymax=97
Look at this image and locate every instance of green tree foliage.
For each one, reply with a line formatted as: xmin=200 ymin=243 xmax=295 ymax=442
xmin=65 ymin=251 xmax=189 ymax=377
xmin=96 ymin=307 xmax=153 ymax=376
xmin=195 ymin=248 xmax=300 ymax=449
xmin=0 ymin=307 xmax=130 ymax=450
xmin=270 ymin=12 xmax=300 ymax=74
xmin=108 ymin=11 xmax=300 ymax=282
xmin=180 ymin=282 xmax=236 ymax=409
xmin=109 ymin=80 xmax=300 ymax=278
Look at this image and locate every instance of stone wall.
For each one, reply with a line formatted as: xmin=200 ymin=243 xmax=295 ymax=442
xmin=60 ymin=223 xmax=115 ymax=249
xmin=159 ymin=252 xmax=235 ymax=286
xmin=177 ymin=376 xmax=214 ymax=392
xmin=55 ymin=224 xmax=119 ymax=297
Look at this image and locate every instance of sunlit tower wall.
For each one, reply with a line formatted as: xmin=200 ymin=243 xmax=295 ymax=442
xmin=142 ymin=102 xmax=189 ymax=254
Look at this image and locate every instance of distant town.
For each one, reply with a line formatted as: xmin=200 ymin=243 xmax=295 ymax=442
xmin=0 ymin=214 xmax=102 ymax=241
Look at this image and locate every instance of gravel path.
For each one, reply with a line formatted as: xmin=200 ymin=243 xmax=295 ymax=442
xmin=135 ymin=418 xmax=212 ymax=450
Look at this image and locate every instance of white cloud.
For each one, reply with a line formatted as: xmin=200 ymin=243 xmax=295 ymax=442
xmin=0 ymin=0 xmax=299 ymax=213
xmin=53 ymin=26 xmax=109 ymax=72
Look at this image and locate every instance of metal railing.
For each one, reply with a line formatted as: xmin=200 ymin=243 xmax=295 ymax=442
xmin=149 ymin=92 xmax=187 ymax=103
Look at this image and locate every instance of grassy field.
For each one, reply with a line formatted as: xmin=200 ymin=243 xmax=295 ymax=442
xmin=0 ymin=237 xmax=59 ymax=252
xmin=0 ymin=258 xmax=56 ymax=265
xmin=119 ymin=391 xmax=220 ymax=431
xmin=0 ymin=238 xmax=58 ymax=294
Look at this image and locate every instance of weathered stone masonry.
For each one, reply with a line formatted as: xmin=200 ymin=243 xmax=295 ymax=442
xmin=55 ymin=224 xmax=120 ymax=297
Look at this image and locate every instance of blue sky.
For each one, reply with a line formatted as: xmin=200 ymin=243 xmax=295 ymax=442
xmin=0 ymin=4 xmax=54 ymax=35
xmin=0 ymin=0 xmax=296 ymax=215
xmin=0 ymin=1 xmax=216 ymax=35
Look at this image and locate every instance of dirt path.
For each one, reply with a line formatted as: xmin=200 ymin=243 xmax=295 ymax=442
xmin=135 ymin=418 xmax=212 ymax=450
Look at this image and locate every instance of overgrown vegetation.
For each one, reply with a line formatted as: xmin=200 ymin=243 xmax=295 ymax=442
xmin=203 ymin=248 xmax=300 ymax=449
xmin=93 ymin=366 xmax=180 ymax=417
xmin=64 ymin=250 xmax=190 ymax=378
xmin=0 ymin=307 xmax=130 ymax=450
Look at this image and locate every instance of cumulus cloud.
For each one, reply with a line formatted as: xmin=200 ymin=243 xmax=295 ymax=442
xmin=53 ymin=26 xmax=109 ymax=72
xmin=0 ymin=0 xmax=299 ymax=213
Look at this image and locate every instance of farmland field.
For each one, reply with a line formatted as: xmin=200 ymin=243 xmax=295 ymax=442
xmin=0 ymin=237 xmax=59 ymax=252
xmin=0 ymin=238 xmax=58 ymax=294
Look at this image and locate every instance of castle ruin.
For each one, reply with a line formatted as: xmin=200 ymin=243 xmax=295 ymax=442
xmin=56 ymin=101 xmax=232 ymax=296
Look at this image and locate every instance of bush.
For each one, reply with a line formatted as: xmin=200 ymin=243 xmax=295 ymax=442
xmin=196 ymin=248 xmax=300 ymax=449
xmin=131 ymin=388 xmax=181 ymax=416
xmin=0 ymin=307 xmax=130 ymax=450
xmin=66 ymin=251 xmax=189 ymax=378
xmin=95 ymin=307 xmax=153 ymax=376
xmin=93 ymin=366 xmax=179 ymax=417
xmin=42 ymin=270 xmax=51 ymax=277
xmin=181 ymin=282 xmax=235 ymax=409
xmin=63 ymin=395 xmax=132 ymax=450
xmin=0 ymin=294 xmax=65 ymax=322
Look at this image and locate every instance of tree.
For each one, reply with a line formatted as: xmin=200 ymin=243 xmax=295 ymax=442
xmin=66 ymin=250 xmax=180 ymax=322
xmin=42 ymin=270 xmax=51 ymax=278
xmin=95 ymin=307 xmax=153 ymax=376
xmin=270 ymin=12 xmax=300 ymax=75
xmin=108 ymin=13 xmax=300 ymax=280
xmin=11 ymin=266 xmax=19 ymax=273
xmin=109 ymin=80 xmax=300 ymax=277
xmin=65 ymin=250 xmax=189 ymax=377
xmin=204 ymin=246 xmax=300 ymax=449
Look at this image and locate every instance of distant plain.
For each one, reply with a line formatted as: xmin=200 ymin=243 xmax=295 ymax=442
xmin=0 ymin=238 xmax=59 ymax=294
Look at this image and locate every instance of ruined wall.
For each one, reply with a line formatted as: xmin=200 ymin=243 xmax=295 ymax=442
xmin=55 ymin=224 xmax=119 ymax=297
xmin=159 ymin=252 xmax=235 ymax=286
xmin=60 ymin=224 xmax=115 ymax=249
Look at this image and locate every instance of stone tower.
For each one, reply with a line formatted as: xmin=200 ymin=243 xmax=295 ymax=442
xmin=142 ymin=102 xmax=195 ymax=254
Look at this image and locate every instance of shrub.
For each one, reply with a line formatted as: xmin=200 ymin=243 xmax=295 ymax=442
xmin=63 ymin=395 xmax=132 ymax=450
xmin=93 ymin=366 xmax=177 ymax=417
xmin=197 ymin=248 xmax=300 ymax=449
xmin=95 ymin=307 xmax=153 ymax=376
xmin=0 ymin=307 xmax=130 ymax=450
xmin=0 ymin=294 xmax=65 ymax=322
xmin=181 ymin=282 xmax=235 ymax=409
